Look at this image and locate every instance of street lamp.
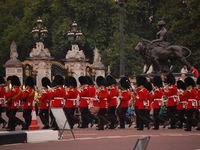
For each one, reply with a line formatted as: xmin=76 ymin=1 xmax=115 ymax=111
xmin=67 ymin=21 xmax=83 ymax=44
xmin=31 ymin=17 xmax=48 ymax=42
xmin=115 ymin=0 xmax=127 ymax=77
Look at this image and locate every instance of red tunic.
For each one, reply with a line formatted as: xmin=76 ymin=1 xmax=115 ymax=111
xmin=176 ymin=89 xmax=187 ymax=110
xmin=119 ymin=89 xmax=131 ymax=108
xmin=79 ymin=85 xmax=89 ymax=108
xmin=107 ymin=85 xmax=119 ymax=107
xmin=0 ymin=86 xmax=6 ymax=107
xmin=39 ymin=88 xmax=50 ymax=110
xmin=182 ymin=88 xmax=198 ymax=109
xmin=136 ymin=87 xmax=150 ymax=109
xmin=97 ymin=87 xmax=108 ymax=108
xmin=151 ymin=88 xmax=163 ymax=109
xmin=197 ymin=89 xmax=200 ymax=109
xmin=49 ymin=87 xmax=66 ymax=107
xmin=88 ymin=85 xmax=99 ymax=107
xmin=5 ymin=87 xmax=22 ymax=109
xmin=21 ymin=88 xmax=35 ymax=109
xmin=64 ymin=87 xmax=79 ymax=108
xmin=164 ymin=85 xmax=178 ymax=107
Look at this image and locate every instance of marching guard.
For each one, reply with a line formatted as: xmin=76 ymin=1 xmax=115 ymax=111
xmin=64 ymin=76 xmax=80 ymax=129
xmin=0 ymin=76 xmax=7 ymax=128
xmin=5 ymin=75 xmax=25 ymax=131
xmin=96 ymin=76 xmax=109 ymax=130
xmin=151 ymin=76 xmax=164 ymax=130
xmin=118 ymin=76 xmax=132 ymax=129
xmin=38 ymin=77 xmax=51 ymax=129
xmin=106 ymin=75 xmax=119 ymax=129
xmin=21 ymin=76 xmax=35 ymax=130
xmin=164 ymin=74 xmax=178 ymax=129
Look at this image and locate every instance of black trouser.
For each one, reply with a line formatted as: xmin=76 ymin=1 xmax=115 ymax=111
xmin=107 ymin=106 xmax=117 ymax=128
xmin=80 ymin=107 xmax=93 ymax=128
xmin=138 ymin=109 xmax=150 ymax=130
xmin=118 ymin=107 xmax=130 ymax=128
xmin=97 ymin=108 xmax=108 ymax=129
xmin=64 ymin=108 xmax=79 ymax=129
xmin=23 ymin=109 xmax=32 ymax=129
xmin=50 ymin=110 xmax=59 ymax=129
xmin=0 ymin=107 xmax=6 ymax=125
xmin=6 ymin=108 xmax=11 ymax=129
xmin=177 ymin=109 xmax=186 ymax=128
xmin=153 ymin=108 xmax=161 ymax=129
xmin=39 ymin=109 xmax=49 ymax=127
xmin=134 ymin=106 xmax=139 ymax=128
xmin=167 ymin=106 xmax=177 ymax=128
xmin=186 ymin=108 xmax=195 ymax=130
xmin=10 ymin=109 xmax=24 ymax=130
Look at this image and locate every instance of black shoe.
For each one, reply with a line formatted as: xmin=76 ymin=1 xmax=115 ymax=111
xmin=137 ymin=128 xmax=143 ymax=131
xmin=42 ymin=125 xmax=50 ymax=129
xmin=2 ymin=121 xmax=7 ymax=128
xmin=196 ymin=128 xmax=200 ymax=131
xmin=7 ymin=128 xmax=15 ymax=131
xmin=152 ymin=127 xmax=159 ymax=130
xmin=96 ymin=127 xmax=104 ymax=130
xmin=118 ymin=126 xmax=125 ymax=129
xmin=128 ymin=121 xmax=133 ymax=128
xmin=168 ymin=126 xmax=176 ymax=129
xmin=185 ymin=128 xmax=191 ymax=131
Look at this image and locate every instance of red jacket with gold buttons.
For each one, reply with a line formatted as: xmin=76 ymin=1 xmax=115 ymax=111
xmin=64 ymin=87 xmax=79 ymax=108
xmin=5 ymin=86 xmax=22 ymax=109
xmin=97 ymin=87 xmax=108 ymax=108
xmin=79 ymin=85 xmax=89 ymax=108
xmin=119 ymin=89 xmax=131 ymax=108
xmin=0 ymin=86 xmax=6 ymax=107
xmin=21 ymin=87 xmax=35 ymax=109
xmin=151 ymin=88 xmax=163 ymax=109
xmin=108 ymin=85 xmax=119 ymax=107
xmin=39 ymin=88 xmax=50 ymax=110
xmin=164 ymin=85 xmax=178 ymax=107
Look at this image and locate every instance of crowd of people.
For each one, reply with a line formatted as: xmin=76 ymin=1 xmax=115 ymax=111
xmin=0 ymin=73 xmax=200 ymax=132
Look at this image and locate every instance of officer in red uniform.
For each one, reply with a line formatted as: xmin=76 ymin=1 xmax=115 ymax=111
xmin=96 ymin=76 xmax=109 ymax=130
xmin=86 ymin=76 xmax=98 ymax=126
xmin=5 ymin=75 xmax=25 ymax=131
xmin=196 ymin=76 xmax=200 ymax=130
xmin=39 ymin=77 xmax=51 ymax=129
xmin=21 ymin=76 xmax=35 ymax=130
xmin=106 ymin=75 xmax=119 ymax=129
xmin=151 ymin=76 xmax=164 ymax=130
xmin=64 ymin=76 xmax=80 ymax=129
xmin=176 ymin=80 xmax=186 ymax=129
xmin=164 ymin=73 xmax=178 ymax=129
xmin=135 ymin=75 xmax=150 ymax=130
xmin=0 ymin=76 xmax=7 ymax=128
xmin=78 ymin=76 xmax=92 ymax=128
xmin=118 ymin=76 xmax=132 ymax=129
xmin=49 ymin=75 xmax=65 ymax=130
xmin=183 ymin=77 xmax=197 ymax=131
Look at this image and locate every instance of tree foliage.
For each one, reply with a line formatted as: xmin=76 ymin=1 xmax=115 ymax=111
xmin=0 ymin=0 xmax=199 ymax=76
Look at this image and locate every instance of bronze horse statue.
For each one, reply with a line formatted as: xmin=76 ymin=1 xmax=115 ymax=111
xmin=135 ymin=39 xmax=191 ymax=73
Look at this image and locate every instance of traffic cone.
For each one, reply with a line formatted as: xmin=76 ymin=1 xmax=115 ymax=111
xmin=29 ymin=102 xmax=40 ymax=130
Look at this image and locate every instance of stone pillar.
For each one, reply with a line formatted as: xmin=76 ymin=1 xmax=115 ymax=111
xmin=64 ymin=44 xmax=88 ymax=83
xmin=92 ymin=47 xmax=106 ymax=78
xmin=5 ymin=41 xmax=23 ymax=83
xmin=28 ymin=42 xmax=53 ymax=89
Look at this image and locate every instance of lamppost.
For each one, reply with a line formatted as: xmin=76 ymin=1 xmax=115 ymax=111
xmin=31 ymin=17 xmax=48 ymax=42
xmin=115 ymin=0 xmax=127 ymax=77
xmin=67 ymin=21 xmax=83 ymax=44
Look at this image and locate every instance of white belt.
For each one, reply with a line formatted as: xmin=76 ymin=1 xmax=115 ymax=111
xmin=54 ymin=97 xmax=64 ymax=100
xmin=154 ymin=99 xmax=163 ymax=101
xmin=169 ymin=95 xmax=178 ymax=98
xmin=112 ymin=96 xmax=118 ymax=99
xmin=81 ymin=97 xmax=89 ymax=99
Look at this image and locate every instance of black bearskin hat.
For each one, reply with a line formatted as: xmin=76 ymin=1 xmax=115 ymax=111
xmin=0 ymin=76 xmax=5 ymax=84
xmin=136 ymin=75 xmax=147 ymax=87
xmin=177 ymin=80 xmax=186 ymax=90
xmin=153 ymin=76 xmax=163 ymax=88
xmin=197 ymin=76 xmax=200 ymax=85
xmin=52 ymin=74 xmax=64 ymax=87
xmin=184 ymin=77 xmax=196 ymax=88
xmin=42 ymin=77 xmax=51 ymax=88
xmin=79 ymin=76 xmax=86 ymax=86
xmin=120 ymin=76 xmax=130 ymax=89
xmin=11 ymin=75 xmax=21 ymax=86
xmin=85 ymin=76 xmax=94 ymax=86
xmin=96 ymin=76 xmax=106 ymax=87
xmin=145 ymin=82 xmax=153 ymax=92
xmin=166 ymin=73 xmax=176 ymax=85
xmin=25 ymin=76 xmax=35 ymax=87
xmin=69 ymin=76 xmax=77 ymax=88
xmin=106 ymin=75 xmax=117 ymax=86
